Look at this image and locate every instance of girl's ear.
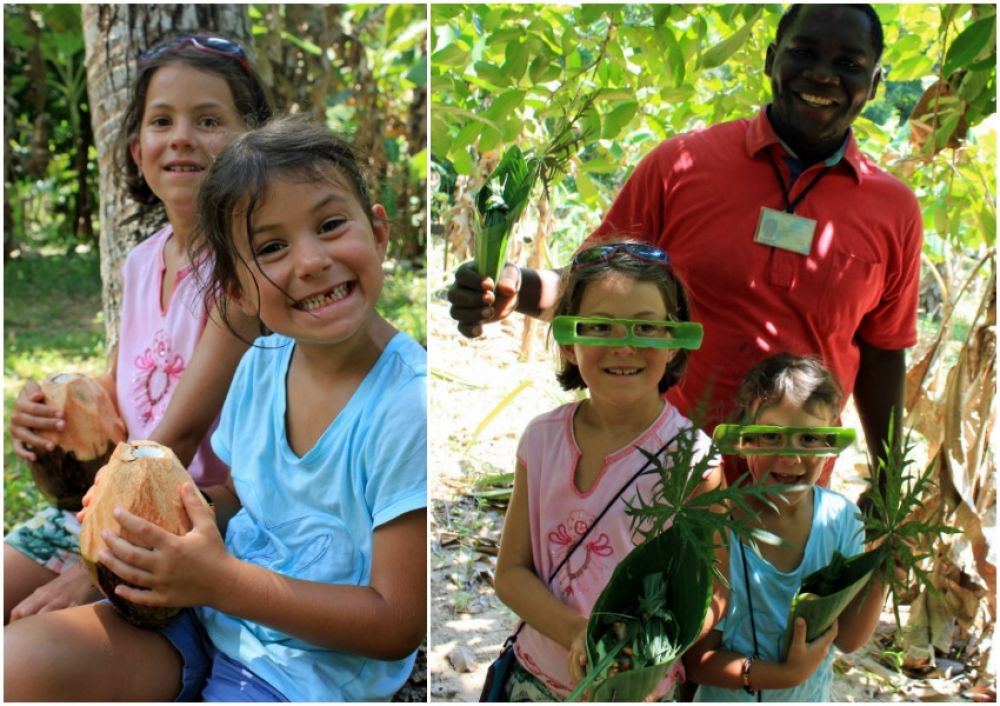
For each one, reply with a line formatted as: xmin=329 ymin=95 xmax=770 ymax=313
xmin=129 ymin=136 xmax=143 ymax=169
xmin=229 ymin=282 xmax=258 ymax=317
xmin=560 ymin=344 xmax=577 ymax=366
xmin=370 ymin=204 xmax=390 ymax=260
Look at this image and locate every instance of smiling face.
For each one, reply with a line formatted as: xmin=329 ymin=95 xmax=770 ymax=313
xmin=129 ymin=62 xmax=245 ymax=225
xmin=765 ymin=5 xmax=881 ymax=163
xmin=561 ymin=273 xmax=678 ymax=410
xmin=234 ymin=170 xmax=389 ymax=349
xmin=746 ymin=395 xmax=836 ymax=508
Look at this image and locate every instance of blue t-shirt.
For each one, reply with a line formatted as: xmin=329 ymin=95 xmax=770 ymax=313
xmin=199 ymin=332 xmax=427 ymax=701
xmin=695 ymin=486 xmax=864 ymax=702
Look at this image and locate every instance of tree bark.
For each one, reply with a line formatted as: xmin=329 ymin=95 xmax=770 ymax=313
xmin=81 ymin=5 xmax=251 ymax=353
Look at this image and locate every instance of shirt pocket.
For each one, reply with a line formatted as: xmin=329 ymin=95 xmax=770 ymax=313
xmin=767 ymin=248 xmax=882 ymax=333
xmin=816 ymin=249 xmax=882 ymax=331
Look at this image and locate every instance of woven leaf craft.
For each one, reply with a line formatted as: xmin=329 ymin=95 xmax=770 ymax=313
xmin=473 ymin=145 xmax=539 ymax=283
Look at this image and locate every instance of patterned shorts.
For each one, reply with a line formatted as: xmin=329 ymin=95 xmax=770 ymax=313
xmin=503 ymin=659 xmax=560 ymax=702
xmin=5 ymin=506 xmax=82 ymax=574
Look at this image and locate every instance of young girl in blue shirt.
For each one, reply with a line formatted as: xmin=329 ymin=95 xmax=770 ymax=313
xmin=685 ymin=353 xmax=887 ymax=701
xmin=4 ymin=116 xmax=427 ymax=702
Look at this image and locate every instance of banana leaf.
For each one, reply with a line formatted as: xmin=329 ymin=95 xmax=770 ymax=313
xmin=573 ymin=525 xmax=713 ymax=702
xmin=474 ymin=145 xmax=539 ymax=283
xmin=779 ymin=544 xmax=886 ymax=659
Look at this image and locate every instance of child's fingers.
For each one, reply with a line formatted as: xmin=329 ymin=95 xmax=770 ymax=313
xmin=97 ymin=540 xmax=156 ymax=587
xmin=110 ymin=507 xmax=171 ymax=549
xmin=180 ymin=483 xmax=215 ymax=529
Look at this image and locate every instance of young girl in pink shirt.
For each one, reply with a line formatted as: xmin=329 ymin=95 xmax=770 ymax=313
xmin=494 ymin=242 xmax=722 ymax=700
xmin=4 ymin=33 xmax=271 ymax=624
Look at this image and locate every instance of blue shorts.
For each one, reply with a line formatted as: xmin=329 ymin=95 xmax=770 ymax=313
xmin=160 ymin=609 xmax=288 ymax=702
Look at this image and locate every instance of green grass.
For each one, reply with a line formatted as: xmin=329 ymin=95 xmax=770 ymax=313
xmin=379 ymin=260 xmax=427 ymax=348
xmin=4 ymin=249 xmax=107 ymax=533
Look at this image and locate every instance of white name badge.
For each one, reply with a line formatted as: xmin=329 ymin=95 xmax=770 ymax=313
xmin=754 ymin=207 xmax=817 ymax=255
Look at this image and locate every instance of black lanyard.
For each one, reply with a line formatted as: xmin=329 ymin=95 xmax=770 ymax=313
xmin=766 ymin=152 xmax=831 ymax=215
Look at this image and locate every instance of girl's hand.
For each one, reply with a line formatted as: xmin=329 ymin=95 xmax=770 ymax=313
xmin=781 ymin=617 xmax=838 ymax=687
xmin=566 ymin=621 xmax=589 ymax=689
xmin=9 ymin=380 xmax=64 ymax=461
xmin=8 ymin=561 xmax=102 ymax=621
xmin=97 ymin=482 xmax=236 ymax=609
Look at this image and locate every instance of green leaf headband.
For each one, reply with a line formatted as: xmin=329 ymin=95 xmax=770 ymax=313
xmin=552 ymin=316 xmax=704 ymax=349
xmin=712 ymin=425 xmax=856 ymax=456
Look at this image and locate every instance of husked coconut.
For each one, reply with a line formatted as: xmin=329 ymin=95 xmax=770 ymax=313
xmin=79 ymin=440 xmax=208 ymax=629
xmin=28 ymin=373 xmax=126 ymax=510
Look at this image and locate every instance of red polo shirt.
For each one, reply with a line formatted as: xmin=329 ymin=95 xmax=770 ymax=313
xmin=588 ymin=107 xmax=922 ymax=484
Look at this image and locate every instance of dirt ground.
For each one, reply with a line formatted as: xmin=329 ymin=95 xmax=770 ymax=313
xmin=427 ymin=272 xmax=991 ymax=703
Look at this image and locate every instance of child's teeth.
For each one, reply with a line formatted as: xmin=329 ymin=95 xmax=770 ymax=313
xmin=297 ymin=283 xmax=350 ymax=310
xmin=801 ymin=93 xmax=833 ymax=107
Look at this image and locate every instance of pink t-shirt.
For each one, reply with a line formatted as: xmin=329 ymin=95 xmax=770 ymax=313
xmin=116 ymin=225 xmax=228 ymax=486
xmin=512 ymin=400 xmax=714 ymax=698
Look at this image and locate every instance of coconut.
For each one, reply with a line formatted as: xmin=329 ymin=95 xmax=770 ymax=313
xmin=79 ymin=440 xmax=207 ymax=629
xmin=27 ymin=373 xmax=127 ymax=510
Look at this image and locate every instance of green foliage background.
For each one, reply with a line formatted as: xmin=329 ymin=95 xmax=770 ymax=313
xmin=431 ymin=4 xmax=996 ymax=271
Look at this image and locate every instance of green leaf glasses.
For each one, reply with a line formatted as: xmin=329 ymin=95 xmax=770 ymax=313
xmin=712 ymin=425 xmax=856 ymax=456
xmin=552 ymin=316 xmax=704 ymax=349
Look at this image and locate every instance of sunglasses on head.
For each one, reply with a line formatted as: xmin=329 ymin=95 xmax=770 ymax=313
xmin=139 ymin=35 xmax=251 ymax=75
xmin=571 ymin=242 xmax=670 ymax=271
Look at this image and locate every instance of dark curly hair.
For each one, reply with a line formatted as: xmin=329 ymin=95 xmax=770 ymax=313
xmin=553 ymin=240 xmax=692 ymax=394
xmin=114 ymin=32 xmax=273 ymax=207
xmin=193 ymin=115 xmax=377 ymax=339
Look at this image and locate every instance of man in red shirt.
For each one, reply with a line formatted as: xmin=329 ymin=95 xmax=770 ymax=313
xmin=447 ymin=4 xmax=922 ymax=487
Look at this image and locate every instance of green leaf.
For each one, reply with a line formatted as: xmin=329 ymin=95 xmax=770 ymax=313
xmin=452 ymin=147 xmax=474 ymax=176
xmin=431 ymin=42 xmax=469 ymax=67
xmin=472 ymin=61 xmax=510 ymax=87
xmin=405 ymin=54 xmax=427 ymax=86
xmin=700 ymin=9 xmax=762 ymax=69
xmin=280 ymin=30 xmax=324 ymax=56
xmin=943 ymin=16 xmax=996 ymax=76
xmin=431 ymin=115 xmax=452 ymax=156
xmin=503 ymin=39 xmax=530 ymax=81
xmin=602 ymin=100 xmax=639 ymax=140
xmin=575 ymin=170 xmax=598 ymax=204
xmin=474 ymin=146 xmax=539 ymax=281
xmin=483 ymin=89 xmax=527 ymax=122
xmin=478 ymin=124 xmax=503 ymax=154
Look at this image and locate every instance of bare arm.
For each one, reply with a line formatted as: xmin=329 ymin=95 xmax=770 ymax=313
xmin=684 ymin=617 xmax=839 ymax=692
xmin=148 ymin=309 xmax=254 ymax=467
xmin=834 ymin=575 xmax=888 ymax=653
xmin=216 ymin=509 xmax=426 ymax=659
xmin=852 ymin=340 xmax=905 ymax=498
xmin=494 ymin=460 xmax=587 ymax=653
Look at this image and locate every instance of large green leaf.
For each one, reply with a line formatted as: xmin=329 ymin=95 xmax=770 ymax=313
xmin=474 ymin=145 xmax=539 ymax=281
xmin=943 ymin=15 xmax=996 ymax=76
xmin=577 ymin=525 xmax=714 ymax=702
xmin=700 ymin=9 xmax=763 ymax=69
xmin=779 ymin=545 xmax=886 ymax=659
